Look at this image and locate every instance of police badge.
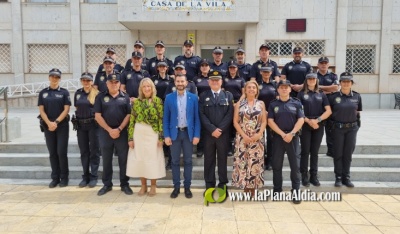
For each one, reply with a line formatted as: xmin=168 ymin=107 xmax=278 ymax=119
xmin=259 ymin=84 xmax=263 ymax=90
xmin=335 ymin=97 xmax=341 ymax=103
xmin=274 ymin=106 xmax=279 ymax=113
xmin=127 ymin=74 xmax=132 ymax=79
xmin=225 ymin=78 xmax=229 ymax=83
xmin=43 ymin=93 xmax=48 ymax=98
xmin=304 ymin=94 xmax=309 ymax=100
xmin=100 ymin=76 xmax=105 ymax=81
xmin=76 ymin=94 xmax=81 ymax=100
xmin=104 ymin=96 xmax=110 ymax=103
xmin=288 ymin=66 xmax=293 ymax=70
xmin=152 ymin=62 xmax=156 ymax=67
xmin=197 ymin=78 xmax=202 ymax=83
xmin=154 ymin=80 xmax=159 ymax=85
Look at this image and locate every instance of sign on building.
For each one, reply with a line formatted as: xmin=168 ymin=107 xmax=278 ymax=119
xmin=143 ymin=0 xmax=235 ymax=11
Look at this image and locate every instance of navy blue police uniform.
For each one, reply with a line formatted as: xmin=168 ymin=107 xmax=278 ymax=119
xmin=147 ymin=57 xmax=174 ymax=77
xmin=97 ymin=47 xmax=124 ymax=73
xmin=124 ymin=41 xmax=149 ymax=72
xmin=152 ymin=73 xmax=172 ymax=101
xmin=223 ymin=75 xmax=245 ymax=103
xmin=193 ymin=74 xmax=211 ymax=96
xmin=250 ymin=44 xmax=280 ymax=83
xmin=234 ymin=47 xmax=252 ymax=81
xmin=328 ymin=72 xmax=362 ymax=187
xmin=209 ymin=61 xmax=228 ymax=77
xmin=174 ymin=40 xmax=202 ymax=82
xmin=268 ymin=80 xmax=304 ymax=194
xmin=199 ymin=71 xmax=234 ymax=189
xmin=121 ymin=68 xmax=149 ymax=98
xmin=297 ymin=74 xmax=330 ymax=187
xmin=94 ymin=74 xmax=131 ymax=192
xmin=38 ymin=68 xmax=71 ymax=187
xmin=74 ymin=72 xmax=100 ymax=187
xmin=94 ymin=56 xmax=121 ymax=93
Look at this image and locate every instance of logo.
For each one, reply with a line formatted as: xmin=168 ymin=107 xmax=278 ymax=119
xmin=288 ymin=106 xmax=296 ymax=111
xmin=288 ymin=66 xmax=293 ymax=70
xmin=181 ymin=60 xmax=185 ymax=64
xmin=127 ymin=74 xmax=132 ymax=79
xmin=259 ymin=84 xmax=263 ymax=90
xmin=55 ymin=94 xmax=63 ymax=98
xmin=43 ymin=93 xmax=48 ymax=98
xmin=274 ymin=106 xmax=279 ymax=113
xmin=326 ymin=78 xmax=332 ymax=83
xmin=303 ymin=94 xmax=309 ymax=100
xmin=152 ymin=62 xmax=156 ymax=67
xmin=213 ymin=71 xmax=219 ymax=76
xmin=335 ymin=97 xmax=341 ymax=103
xmin=104 ymin=96 xmax=110 ymax=103
xmin=76 ymin=94 xmax=81 ymax=100
xmin=197 ymin=78 xmax=202 ymax=83
xmin=100 ymin=76 xmax=105 ymax=81
xmin=225 ymin=78 xmax=229 ymax=83
xmin=205 ymin=97 xmax=210 ymax=101
xmin=258 ymin=64 xmax=261 ymax=69
xmin=204 ymin=185 xmax=227 ymax=206
xmin=154 ymin=80 xmax=159 ymax=85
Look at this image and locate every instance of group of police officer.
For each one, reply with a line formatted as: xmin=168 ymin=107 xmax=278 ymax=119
xmin=38 ymin=40 xmax=362 ymax=203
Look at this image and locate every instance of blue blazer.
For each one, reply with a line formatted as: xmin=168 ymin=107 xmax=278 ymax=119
xmin=163 ymin=91 xmax=201 ymax=141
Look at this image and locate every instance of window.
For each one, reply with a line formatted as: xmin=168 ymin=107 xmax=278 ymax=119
xmin=267 ymin=40 xmax=325 ymax=56
xmin=28 ymin=0 xmax=68 ymax=2
xmin=28 ymin=44 xmax=69 ymax=73
xmin=145 ymin=46 xmax=182 ymax=62
xmin=85 ymin=44 xmax=126 ymax=73
xmin=0 ymin=44 xmax=12 ymax=73
xmin=393 ymin=45 xmax=400 ymax=73
xmin=346 ymin=45 xmax=376 ymax=74
xmin=86 ymin=0 xmax=117 ymax=3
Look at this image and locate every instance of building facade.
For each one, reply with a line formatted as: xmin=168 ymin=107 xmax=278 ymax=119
xmin=0 ymin=0 xmax=399 ymax=108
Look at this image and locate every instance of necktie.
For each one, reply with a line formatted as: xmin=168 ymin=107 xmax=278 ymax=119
xmin=214 ymin=92 xmax=219 ymax=101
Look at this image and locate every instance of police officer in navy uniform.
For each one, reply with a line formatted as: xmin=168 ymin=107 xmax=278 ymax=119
xmin=74 ymin=72 xmax=100 ymax=188
xmin=97 ymin=47 xmax=124 ymax=73
xmin=328 ymin=72 xmax=362 ymax=188
xmin=199 ymin=70 xmax=234 ymax=191
xmin=174 ymin=40 xmax=202 ymax=81
xmin=257 ymin=65 xmax=277 ymax=170
xmin=120 ymin=51 xmax=150 ymax=102
xmin=94 ymin=56 xmax=120 ymax=93
xmin=94 ymin=73 xmax=132 ymax=196
xmin=38 ymin=68 xmax=71 ymax=188
xmin=280 ymin=47 xmax=313 ymax=97
xmin=268 ymin=80 xmax=304 ymax=204
xmin=124 ymin=40 xmax=149 ymax=72
xmin=193 ymin=59 xmax=211 ymax=97
xmin=250 ymin=44 xmax=280 ymax=83
xmin=209 ymin=47 xmax=228 ymax=77
xmin=147 ymin=40 xmax=174 ymax=77
xmin=317 ymin=57 xmax=339 ymax=157
xmin=152 ymin=61 xmax=172 ymax=101
xmin=235 ymin=48 xmax=252 ymax=82
xmin=297 ymin=73 xmax=332 ymax=187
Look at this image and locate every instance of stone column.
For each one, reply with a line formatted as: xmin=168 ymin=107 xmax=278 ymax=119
xmin=70 ymin=0 xmax=82 ymax=78
xmin=378 ymin=0 xmax=392 ymax=94
xmin=245 ymin=23 xmax=257 ymax=64
xmin=335 ymin=0 xmax=349 ymax=73
xmin=11 ymin=1 xmax=24 ymax=84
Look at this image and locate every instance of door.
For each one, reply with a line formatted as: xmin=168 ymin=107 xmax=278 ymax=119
xmin=200 ymin=45 xmax=237 ymax=62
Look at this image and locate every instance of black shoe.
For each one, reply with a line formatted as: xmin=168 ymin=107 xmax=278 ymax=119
xmin=310 ymin=174 xmax=321 ymax=186
xmin=196 ymin=152 xmax=203 ymax=158
xmin=326 ymin=151 xmax=333 ymax=157
xmin=88 ymin=179 xmax=98 ymax=188
xmin=342 ymin=178 xmax=354 ymax=188
xmin=79 ymin=179 xmax=88 ymax=188
xmin=227 ymin=151 xmax=233 ymax=157
xmin=59 ymin=179 xmax=69 ymax=187
xmin=165 ymin=162 xmax=171 ymax=170
xmin=334 ymin=177 xmax=342 ymax=187
xmin=184 ymin=188 xmax=193 ymax=198
xmin=98 ymin=186 xmax=112 ymax=196
xmin=264 ymin=163 xmax=272 ymax=171
xmin=121 ymin=186 xmax=133 ymax=195
xmin=49 ymin=179 xmax=60 ymax=188
xmin=301 ymin=172 xmax=310 ymax=187
xmin=291 ymin=189 xmax=301 ymax=204
xmin=170 ymin=188 xmax=180 ymax=198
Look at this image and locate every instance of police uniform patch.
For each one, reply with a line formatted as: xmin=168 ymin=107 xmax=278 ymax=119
xmin=104 ymin=96 xmax=110 ymax=103
xmin=288 ymin=106 xmax=296 ymax=111
xmin=76 ymin=94 xmax=81 ymax=100
xmin=326 ymin=78 xmax=332 ymax=83
xmin=335 ymin=97 xmax=341 ymax=103
xmin=154 ymin=80 xmax=159 ymax=85
xmin=316 ymin=95 xmax=322 ymax=100
xmin=225 ymin=78 xmax=229 ymax=83
xmin=213 ymin=71 xmax=219 ymax=76
xmin=138 ymin=75 xmax=142 ymax=79
xmin=43 ymin=93 xmax=48 ymax=98
xmin=127 ymin=74 xmax=132 ymax=79
xmin=304 ymin=94 xmax=309 ymax=100
xmin=152 ymin=62 xmax=156 ymax=67
xmin=100 ymin=76 xmax=105 ymax=81
xmin=55 ymin=94 xmax=63 ymax=98
xmin=288 ymin=66 xmax=293 ymax=70
xmin=258 ymin=64 xmax=262 ymax=69
xmin=236 ymin=79 xmax=242 ymax=82
xmin=181 ymin=60 xmax=184 ymax=65
xmin=206 ymin=97 xmax=210 ymax=101
xmin=197 ymin=78 xmax=202 ymax=83
xmin=274 ymin=106 xmax=279 ymax=113
xmin=259 ymin=84 xmax=263 ymax=90
xmin=172 ymin=87 xmax=176 ymax=91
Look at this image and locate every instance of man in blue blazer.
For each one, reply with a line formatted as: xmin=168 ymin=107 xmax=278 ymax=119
xmin=163 ymin=74 xmax=201 ymax=199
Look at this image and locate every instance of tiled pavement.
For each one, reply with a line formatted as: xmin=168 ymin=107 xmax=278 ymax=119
xmin=1 ymin=185 xmax=400 ymax=233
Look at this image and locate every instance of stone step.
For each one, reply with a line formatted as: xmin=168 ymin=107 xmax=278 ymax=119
xmin=0 ymin=179 xmax=398 ymax=195
xmin=1 ymin=153 xmax=400 ymax=168
xmin=1 ymin=166 xmax=400 ymax=182
xmin=1 ymin=143 xmax=400 ymax=154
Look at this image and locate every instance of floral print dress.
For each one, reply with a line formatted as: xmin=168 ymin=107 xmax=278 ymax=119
xmin=231 ymin=99 xmax=265 ymax=189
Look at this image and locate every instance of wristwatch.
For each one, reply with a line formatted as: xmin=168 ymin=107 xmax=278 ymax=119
xmin=55 ymin=120 xmax=60 ymax=124
xmin=317 ymin=117 xmax=322 ymax=123
xmin=291 ymin=132 xmax=296 ymax=137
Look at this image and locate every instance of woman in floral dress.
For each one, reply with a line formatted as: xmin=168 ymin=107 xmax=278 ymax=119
xmin=232 ymin=80 xmax=267 ymax=196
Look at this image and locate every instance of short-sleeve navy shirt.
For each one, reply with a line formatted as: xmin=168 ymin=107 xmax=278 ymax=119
xmin=121 ymin=69 xmax=149 ymax=98
xmin=329 ymin=90 xmax=362 ymax=123
xmin=146 ymin=57 xmax=174 ymax=77
xmin=74 ymin=88 xmax=94 ymax=119
xmin=38 ymin=87 xmax=71 ymax=121
xmin=222 ymin=76 xmax=245 ymax=102
xmin=257 ymin=81 xmax=277 ymax=110
xmin=281 ymin=60 xmax=313 ymax=85
xmin=94 ymin=91 xmax=131 ymax=128
xmin=209 ymin=61 xmax=228 ymax=77
xmin=94 ymin=69 xmax=120 ymax=93
xmin=152 ymin=74 xmax=172 ymax=101
xmin=297 ymin=90 xmax=330 ymax=118
xmin=250 ymin=59 xmax=280 ymax=83
xmin=317 ymin=71 xmax=339 ymax=86
xmin=193 ymin=75 xmax=210 ymax=96
xmin=268 ymin=97 xmax=305 ymax=131
xmin=237 ymin=63 xmax=252 ymax=82
xmin=173 ymin=55 xmax=202 ymax=81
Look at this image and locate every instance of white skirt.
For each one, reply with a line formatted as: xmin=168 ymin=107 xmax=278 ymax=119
xmin=126 ymin=122 xmax=166 ymax=179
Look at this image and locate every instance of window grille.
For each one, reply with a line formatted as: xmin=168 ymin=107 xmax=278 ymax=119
xmin=393 ymin=45 xmax=400 ymax=73
xmin=0 ymin=44 xmax=12 ymax=73
xmin=86 ymin=0 xmax=117 ymax=3
xmin=85 ymin=44 xmax=126 ymax=73
xmin=267 ymin=40 xmax=325 ymax=56
xmin=28 ymin=44 xmax=69 ymax=73
xmin=346 ymin=45 xmax=376 ymax=74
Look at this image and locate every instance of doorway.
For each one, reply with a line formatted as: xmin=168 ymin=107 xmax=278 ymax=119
xmin=200 ymin=45 xmax=237 ymax=62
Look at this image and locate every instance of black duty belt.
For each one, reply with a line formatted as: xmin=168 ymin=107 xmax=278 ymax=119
xmin=78 ymin=118 xmax=95 ymax=124
xmin=334 ymin=122 xmax=357 ymax=129
xmin=178 ymin=127 xmax=187 ymax=131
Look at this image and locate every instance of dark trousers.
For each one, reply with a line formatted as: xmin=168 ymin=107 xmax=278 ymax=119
xmin=170 ymin=130 xmax=193 ymax=189
xmin=300 ymin=124 xmax=324 ymax=175
xmin=332 ymin=126 xmax=359 ymax=178
xmin=163 ymin=143 xmax=171 ymax=163
xmin=196 ymin=129 xmax=206 ymax=154
xmin=99 ymin=128 xmax=129 ymax=187
xmin=203 ymin=131 xmax=229 ymax=189
xmin=44 ymin=121 xmax=69 ymax=181
xmin=271 ymin=135 xmax=301 ymax=191
xmin=77 ymin=122 xmax=100 ymax=181
xmin=325 ymin=119 xmax=334 ymax=154
xmin=264 ymin=127 xmax=273 ymax=165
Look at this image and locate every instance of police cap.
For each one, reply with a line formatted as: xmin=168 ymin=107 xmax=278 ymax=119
xmin=134 ymin=40 xmax=144 ymax=48
xmin=199 ymin=59 xmax=209 ymax=66
xmin=259 ymin=44 xmax=271 ymax=50
xmin=236 ymin=47 xmax=245 ymax=54
xmin=174 ymin=64 xmax=185 ymax=70
xmin=107 ymin=73 xmax=121 ymax=82
xmin=155 ymin=40 xmax=165 ymax=47
xmin=318 ymin=56 xmax=329 ymax=63
xmin=49 ymin=68 xmax=62 ymax=77
xmin=260 ymin=65 xmax=272 ymax=72
xmin=208 ymin=70 xmax=223 ymax=80
xmin=293 ymin=47 xmax=304 ymax=53
xmin=228 ymin=60 xmax=238 ymax=68
xmin=277 ymin=79 xmax=292 ymax=88
xmin=339 ymin=72 xmax=353 ymax=81
xmin=80 ymin=72 xmax=93 ymax=81
xmin=103 ymin=56 xmax=115 ymax=63
xmin=132 ymin=51 xmax=143 ymax=58
xmin=306 ymin=73 xmax=318 ymax=79
xmin=183 ymin=40 xmax=194 ymax=46
xmin=213 ymin=46 xmax=223 ymax=54
xmin=106 ymin=47 xmax=116 ymax=54
xmin=157 ymin=61 xmax=168 ymax=67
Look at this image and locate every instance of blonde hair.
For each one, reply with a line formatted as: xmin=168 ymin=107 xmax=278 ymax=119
xmin=87 ymin=86 xmax=99 ymax=105
xmin=138 ymin=78 xmax=157 ymax=100
xmin=244 ymin=80 xmax=260 ymax=98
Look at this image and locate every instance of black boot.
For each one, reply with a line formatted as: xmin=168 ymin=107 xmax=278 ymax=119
xmin=334 ymin=176 xmax=342 ymax=187
xmin=342 ymin=177 xmax=354 ymax=187
xmin=301 ymin=172 xmax=310 ymax=187
xmin=309 ymin=174 xmax=320 ymax=186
